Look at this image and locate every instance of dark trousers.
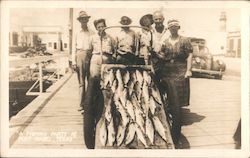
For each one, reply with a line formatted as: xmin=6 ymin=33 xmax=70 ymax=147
xmin=83 ymin=77 xmax=104 ymax=149
xmin=76 ymin=50 xmax=91 ymax=108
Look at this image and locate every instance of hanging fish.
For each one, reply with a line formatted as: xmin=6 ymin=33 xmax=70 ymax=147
xmin=114 ymin=94 xmax=130 ymax=127
xmin=104 ymin=99 xmax=112 ymax=123
xmin=152 ymin=116 xmax=167 ymax=142
xmin=126 ymin=100 xmax=135 ymax=121
xmin=102 ymin=70 xmax=110 ymax=89
xmin=116 ymin=69 xmax=123 ymax=85
xmin=151 ymin=85 xmax=163 ymax=105
xmin=131 ymin=93 xmax=144 ymax=114
xmin=107 ymin=117 xmax=116 ymax=146
xmin=99 ymin=119 xmax=107 ymax=146
xmin=123 ymin=70 xmax=130 ymax=87
xmin=134 ymin=81 xmax=142 ymax=102
xmin=135 ymin=70 xmax=144 ymax=87
xmin=108 ymin=69 xmax=116 ymax=88
xmin=135 ymin=124 xmax=148 ymax=148
xmin=125 ymin=122 xmax=136 ymax=145
xmin=134 ymin=105 xmax=145 ymax=133
xmin=142 ymin=81 xmax=150 ymax=111
xmin=111 ymin=79 xmax=118 ymax=93
xmin=143 ymin=70 xmax=152 ymax=86
xmin=116 ymin=124 xmax=126 ymax=146
xmin=131 ymin=71 xmax=137 ymax=82
xmin=127 ymin=80 xmax=135 ymax=97
xmin=149 ymin=96 xmax=161 ymax=115
xmin=119 ymin=88 xmax=128 ymax=107
xmin=145 ymin=117 xmax=154 ymax=145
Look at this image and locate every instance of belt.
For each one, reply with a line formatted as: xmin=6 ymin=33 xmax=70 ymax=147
xmin=93 ymin=52 xmax=112 ymax=55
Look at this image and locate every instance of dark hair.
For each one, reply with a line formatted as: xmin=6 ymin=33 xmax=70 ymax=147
xmin=94 ymin=19 xmax=106 ymax=28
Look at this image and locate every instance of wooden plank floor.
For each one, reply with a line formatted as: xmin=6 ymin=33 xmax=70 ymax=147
xmin=180 ymin=77 xmax=240 ymax=149
xmin=11 ymin=73 xmax=85 ymax=148
xmin=11 ymin=73 xmax=241 ymax=149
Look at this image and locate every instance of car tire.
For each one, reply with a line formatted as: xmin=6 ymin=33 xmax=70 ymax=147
xmin=214 ymin=74 xmax=223 ymax=80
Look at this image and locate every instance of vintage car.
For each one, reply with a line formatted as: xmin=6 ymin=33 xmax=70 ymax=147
xmin=190 ymin=38 xmax=226 ymax=79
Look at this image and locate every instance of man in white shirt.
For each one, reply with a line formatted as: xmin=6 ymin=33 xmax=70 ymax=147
xmin=83 ymin=19 xmax=115 ymax=149
xmin=152 ymin=11 xmax=169 ymax=53
xmin=72 ymin=11 xmax=95 ymax=112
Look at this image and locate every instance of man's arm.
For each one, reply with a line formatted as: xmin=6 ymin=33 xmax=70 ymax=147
xmin=71 ymin=33 xmax=77 ymax=66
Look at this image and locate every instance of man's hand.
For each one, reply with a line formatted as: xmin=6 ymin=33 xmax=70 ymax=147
xmin=185 ymin=70 xmax=192 ymax=78
xmin=72 ymin=64 xmax=77 ymax=72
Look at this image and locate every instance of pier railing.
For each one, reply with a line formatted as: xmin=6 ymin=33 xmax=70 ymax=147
xmin=9 ymin=53 xmax=69 ymax=95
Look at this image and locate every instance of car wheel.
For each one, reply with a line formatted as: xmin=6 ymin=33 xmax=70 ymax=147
xmin=214 ymin=74 xmax=223 ymax=80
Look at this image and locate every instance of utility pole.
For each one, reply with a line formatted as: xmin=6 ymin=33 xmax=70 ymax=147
xmin=68 ymin=8 xmax=73 ymax=68
xmin=69 ymin=8 xmax=73 ymax=56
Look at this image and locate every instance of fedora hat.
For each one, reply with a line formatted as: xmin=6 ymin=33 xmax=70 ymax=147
xmin=139 ymin=14 xmax=154 ymax=27
xmin=120 ymin=16 xmax=132 ymax=25
xmin=77 ymin=11 xmax=91 ymax=20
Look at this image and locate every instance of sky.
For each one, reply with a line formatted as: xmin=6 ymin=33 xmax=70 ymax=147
xmin=10 ymin=7 xmax=241 ymax=33
xmin=10 ymin=7 xmax=241 ymax=54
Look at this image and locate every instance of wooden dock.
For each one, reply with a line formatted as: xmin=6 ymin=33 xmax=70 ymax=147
xmin=9 ymin=72 xmax=241 ymax=149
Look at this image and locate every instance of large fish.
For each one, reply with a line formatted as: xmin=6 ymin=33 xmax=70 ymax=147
xmin=135 ymin=70 xmax=144 ymax=87
xmin=152 ymin=116 xmax=167 ymax=142
xmin=143 ymin=70 xmax=152 ymax=86
xmin=102 ymin=71 xmax=110 ymax=89
xmin=151 ymin=85 xmax=163 ymax=105
xmin=127 ymin=80 xmax=135 ymax=97
xmin=142 ymin=81 xmax=150 ymax=112
xmin=116 ymin=69 xmax=123 ymax=86
xmin=108 ymin=69 xmax=116 ymax=88
xmin=131 ymin=71 xmax=137 ymax=81
xmin=149 ymin=96 xmax=161 ymax=115
xmin=126 ymin=100 xmax=135 ymax=121
xmin=99 ymin=119 xmax=107 ymax=146
xmin=134 ymin=81 xmax=142 ymax=102
xmin=104 ymin=99 xmax=112 ymax=123
xmin=134 ymin=104 xmax=145 ymax=133
xmin=111 ymin=79 xmax=118 ymax=93
xmin=116 ymin=124 xmax=126 ymax=146
xmin=131 ymin=93 xmax=144 ymax=114
xmin=123 ymin=70 xmax=130 ymax=87
xmin=113 ymin=94 xmax=130 ymax=126
xmin=119 ymin=88 xmax=128 ymax=107
xmin=145 ymin=116 xmax=154 ymax=144
xmin=125 ymin=122 xmax=136 ymax=145
xmin=135 ymin=124 xmax=148 ymax=148
xmin=107 ymin=117 xmax=116 ymax=146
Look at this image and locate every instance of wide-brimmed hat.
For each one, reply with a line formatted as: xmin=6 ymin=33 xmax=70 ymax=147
xmin=120 ymin=16 xmax=132 ymax=25
xmin=77 ymin=11 xmax=91 ymax=20
xmin=139 ymin=14 xmax=154 ymax=27
xmin=167 ymin=19 xmax=180 ymax=29
xmin=94 ymin=19 xmax=106 ymax=28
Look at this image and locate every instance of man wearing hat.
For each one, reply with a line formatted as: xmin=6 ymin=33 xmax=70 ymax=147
xmin=137 ymin=14 xmax=154 ymax=64
xmin=116 ymin=16 xmax=137 ymax=64
xmin=72 ymin=11 xmax=95 ymax=112
xmin=84 ymin=18 xmax=115 ymax=149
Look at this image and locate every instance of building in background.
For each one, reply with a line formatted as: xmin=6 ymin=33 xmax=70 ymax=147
xmin=9 ymin=25 xmax=69 ymax=53
xmin=226 ymin=29 xmax=241 ymax=58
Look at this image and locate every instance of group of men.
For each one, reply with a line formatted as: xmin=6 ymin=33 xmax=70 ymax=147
xmin=72 ymin=10 xmax=180 ymax=149
xmin=72 ymin=10 xmax=168 ymax=113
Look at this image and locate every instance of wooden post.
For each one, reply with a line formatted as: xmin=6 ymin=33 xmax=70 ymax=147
xmin=39 ymin=62 xmax=43 ymax=93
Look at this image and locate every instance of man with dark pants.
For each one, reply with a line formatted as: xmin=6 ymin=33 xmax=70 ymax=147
xmin=84 ymin=19 xmax=115 ymax=149
xmin=72 ymin=11 xmax=94 ymax=112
